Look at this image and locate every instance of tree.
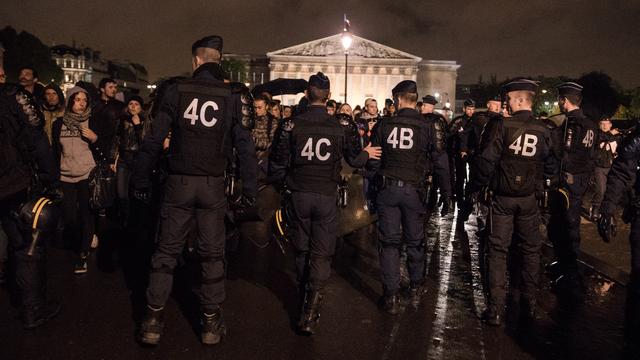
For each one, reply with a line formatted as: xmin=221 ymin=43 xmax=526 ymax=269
xmin=0 ymin=26 xmax=63 ymax=84
xmin=221 ymin=58 xmax=247 ymax=82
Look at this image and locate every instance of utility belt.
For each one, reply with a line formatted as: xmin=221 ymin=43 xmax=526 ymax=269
xmin=379 ymin=176 xmax=416 ymax=189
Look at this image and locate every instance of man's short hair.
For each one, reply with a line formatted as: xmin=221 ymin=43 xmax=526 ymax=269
xmin=364 ymin=98 xmax=377 ymax=107
xmin=99 ymin=77 xmax=116 ymax=89
xmin=563 ymin=93 xmax=583 ymax=107
xmin=308 ymin=86 xmax=330 ymax=103
xmin=18 ymin=66 xmax=38 ymax=79
xmin=396 ymin=92 xmax=418 ymax=104
xmin=510 ymin=90 xmax=535 ymax=104
xmin=193 ymin=47 xmax=222 ymax=64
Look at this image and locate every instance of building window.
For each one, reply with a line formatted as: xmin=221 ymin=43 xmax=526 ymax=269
xmin=64 ymin=74 xmax=70 ymax=83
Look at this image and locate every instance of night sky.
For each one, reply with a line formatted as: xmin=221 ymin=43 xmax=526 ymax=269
xmin=2 ymin=0 xmax=638 ymax=88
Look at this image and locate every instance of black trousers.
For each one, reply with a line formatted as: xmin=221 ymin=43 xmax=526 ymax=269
xmin=549 ymin=172 xmax=590 ymax=274
xmin=61 ymin=180 xmax=94 ymax=253
xmin=626 ymin=214 xmax=640 ymax=341
xmin=0 ymin=190 xmax=48 ymax=310
xmin=376 ymin=184 xmax=426 ymax=295
xmin=146 ymin=175 xmax=227 ymax=313
xmin=487 ymin=194 xmax=541 ymax=309
xmin=433 ymin=152 xmax=452 ymax=200
xmin=116 ymin=159 xmax=134 ymax=223
xmin=290 ymin=191 xmax=338 ymax=291
xmin=454 ymin=156 xmax=467 ymax=202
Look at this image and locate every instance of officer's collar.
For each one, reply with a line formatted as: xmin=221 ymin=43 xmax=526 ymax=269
xmin=397 ymin=107 xmax=421 ymax=118
xmin=567 ymin=108 xmax=583 ymax=117
xmin=308 ymin=104 xmax=328 ymax=113
xmin=192 ymin=62 xmax=226 ymax=81
xmin=511 ymin=110 xmax=533 ymax=116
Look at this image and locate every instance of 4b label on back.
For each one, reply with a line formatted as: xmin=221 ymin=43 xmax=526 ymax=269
xmin=387 ymin=127 xmax=414 ymax=149
xmin=509 ymin=134 xmax=538 ymax=157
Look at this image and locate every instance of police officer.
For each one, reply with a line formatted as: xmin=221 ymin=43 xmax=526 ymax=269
xmin=133 ymin=35 xmax=258 ymax=346
xmin=448 ymin=99 xmax=475 ymax=205
xmin=460 ymin=95 xmax=503 ymax=222
xmin=599 ymin=128 xmax=640 ymax=353
xmin=0 ymin=81 xmax=61 ymax=328
xmin=547 ymin=82 xmax=597 ymax=298
xmin=421 ymin=95 xmax=452 ymax=215
xmin=368 ymin=81 xmax=433 ymax=314
xmin=471 ymin=79 xmax=558 ymax=326
xmin=268 ymin=72 xmax=381 ymax=334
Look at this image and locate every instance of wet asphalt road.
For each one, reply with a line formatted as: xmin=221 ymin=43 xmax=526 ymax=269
xmin=0 ymin=208 xmax=634 ymax=360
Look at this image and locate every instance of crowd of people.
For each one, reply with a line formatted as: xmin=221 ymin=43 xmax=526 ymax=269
xmin=0 ymin=34 xmax=637 ymax=353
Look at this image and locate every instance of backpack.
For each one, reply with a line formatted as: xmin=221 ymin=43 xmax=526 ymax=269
xmin=0 ymin=95 xmax=32 ymax=200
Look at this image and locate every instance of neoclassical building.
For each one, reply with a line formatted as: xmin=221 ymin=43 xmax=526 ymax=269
xmin=258 ymin=33 xmax=459 ymax=111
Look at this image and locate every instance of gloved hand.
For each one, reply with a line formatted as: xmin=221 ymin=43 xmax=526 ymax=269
xmin=133 ymin=188 xmax=151 ymax=204
xmin=42 ymin=184 xmax=64 ymax=204
xmin=597 ymin=213 xmax=616 ymax=243
xmin=232 ymin=194 xmax=256 ymax=210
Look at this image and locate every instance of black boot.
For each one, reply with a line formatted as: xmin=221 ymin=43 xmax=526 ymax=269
xmin=201 ymin=307 xmax=226 ymax=345
xmin=521 ymin=299 xmax=537 ymax=323
xmin=441 ymin=197 xmax=453 ymax=216
xmin=408 ymin=285 xmax=427 ymax=309
xmin=23 ymin=301 xmax=61 ymax=329
xmin=139 ymin=305 xmax=164 ymax=345
xmin=380 ymin=292 xmax=401 ymax=315
xmin=482 ymin=306 xmax=502 ymax=327
xmin=299 ymin=289 xmax=323 ymax=335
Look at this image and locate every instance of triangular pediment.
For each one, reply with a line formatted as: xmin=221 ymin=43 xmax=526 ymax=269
xmin=267 ymin=34 xmax=422 ymax=62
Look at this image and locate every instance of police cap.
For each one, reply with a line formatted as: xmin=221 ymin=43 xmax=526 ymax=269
xmin=555 ymin=81 xmax=583 ymax=97
xmin=501 ymin=78 xmax=539 ymax=93
xmin=488 ymin=94 xmax=502 ymax=102
xmin=422 ymin=95 xmax=438 ymax=105
xmin=308 ymin=72 xmax=330 ymax=90
xmin=464 ymin=98 xmax=476 ymax=107
xmin=392 ymin=80 xmax=417 ymax=95
xmin=385 ymin=98 xmax=393 ymax=106
xmin=191 ymin=35 xmax=223 ymax=55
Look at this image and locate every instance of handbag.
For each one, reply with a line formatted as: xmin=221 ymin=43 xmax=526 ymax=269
xmin=88 ymin=163 xmax=116 ymax=210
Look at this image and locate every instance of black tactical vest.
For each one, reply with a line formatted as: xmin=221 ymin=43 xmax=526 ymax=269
xmin=288 ymin=111 xmax=345 ymax=192
xmin=494 ymin=115 xmax=547 ymax=196
xmin=564 ymin=110 xmax=597 ymax=175
xmin=168 ymin=79 xmax=231 ymax=176
xmin=379 ymin=115 xmax=429 ymax=184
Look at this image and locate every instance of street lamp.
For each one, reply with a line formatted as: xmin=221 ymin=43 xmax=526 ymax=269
xmin=341 ymin=29 xmax=352 ymax=104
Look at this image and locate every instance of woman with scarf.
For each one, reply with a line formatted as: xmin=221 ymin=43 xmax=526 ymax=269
xmin=52 ymin=86 xmax=110 ymax=274
xmin=113 ymin=95 xmax=146 ymax=226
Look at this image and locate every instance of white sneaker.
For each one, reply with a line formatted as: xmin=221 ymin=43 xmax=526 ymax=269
xmin=90 ymin=234 xmax=99 ymax=249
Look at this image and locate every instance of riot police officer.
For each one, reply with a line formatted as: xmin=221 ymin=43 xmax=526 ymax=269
xmin=448 ymin=99 xmax=475 ymax=205
xmin=599 ymin=128 xmax=640 ymax=353
xmin=368 ymin=81 xmax=433 ymax=314
xmin=421 ymin=95 xmax=452 ymax=215
xmin=268 ymin=72 xmax=381 ymax=335
xmin=471 ymin=79 xmax=558 ymax=326
xmin=133 ymin=35 xmax=258 ymax=346
xmin=0 ymin=81 xmax=61 ymax=328
xmin=460 ymin=95 xmax=502 ymax=222
xmin=547 ymin=81 xmax=597 ymax=298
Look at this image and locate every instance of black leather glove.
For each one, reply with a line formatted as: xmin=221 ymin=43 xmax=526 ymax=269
xmin=597 ymin=213 xmax=616 ymax=243
xmin=233 ymin=194 xmax=256 ymax=209
xmin=133 ymin=188 xmax=151 ymax=204
xmin=41 ymin=183 xmax=64 ymax=204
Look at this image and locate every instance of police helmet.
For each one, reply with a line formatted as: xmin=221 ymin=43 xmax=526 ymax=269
xmin=17 ymin=196 xmax=60 ymax=233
